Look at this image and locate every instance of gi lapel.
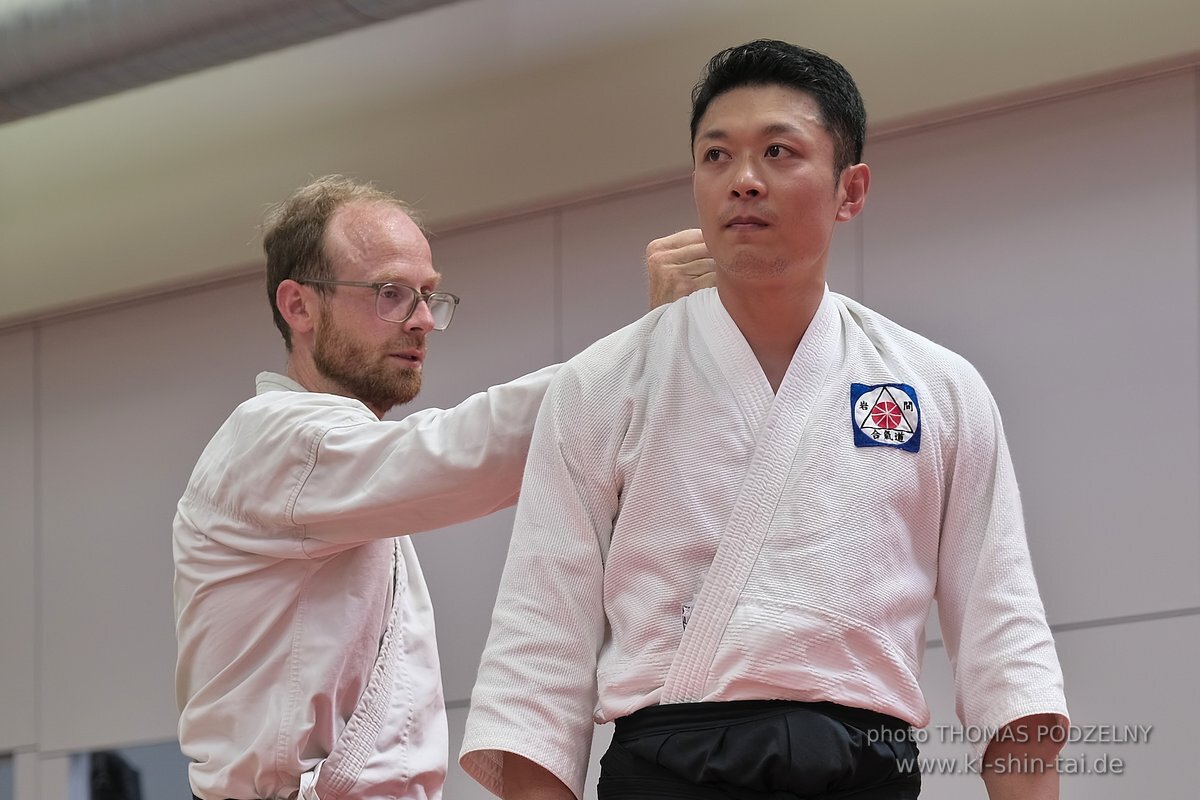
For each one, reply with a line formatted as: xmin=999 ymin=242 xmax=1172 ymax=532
xmin=308 ymin=538 xmax=406 ymax=799
xmin=661 ymin=289 xmax=840 ymax=702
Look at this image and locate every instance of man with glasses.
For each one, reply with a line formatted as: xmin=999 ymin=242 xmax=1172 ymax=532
xmin=173 ymin=175 xmax=711 ymax=800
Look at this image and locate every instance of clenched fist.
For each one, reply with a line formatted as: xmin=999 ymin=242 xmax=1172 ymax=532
xmin=646 ymin=228 xmax=716 ymax=308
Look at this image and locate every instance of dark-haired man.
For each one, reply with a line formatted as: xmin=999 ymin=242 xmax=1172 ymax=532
xmin=173 ymin=176 xmax=712 ymax=800
xmin=461 ymin=41 xmax=1068 ymax=800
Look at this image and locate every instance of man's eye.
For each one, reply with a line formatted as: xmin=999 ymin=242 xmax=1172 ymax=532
xmin=766 ymin=145 xmax=786 ymax=157
xmin=705 ymin=149 xmax=724 ymax=162
xmin=379 ymin=286 xmax=403 ymax=301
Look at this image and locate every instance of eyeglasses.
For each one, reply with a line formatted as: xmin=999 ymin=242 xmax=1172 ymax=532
xmin=300 ymin=279 xmax=460 ymax=330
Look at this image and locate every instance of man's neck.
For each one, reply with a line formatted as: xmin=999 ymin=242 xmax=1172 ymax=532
xmin=717 ymin=277 xmax=825 ymax=394
xmin=286 ymin=352 xmax=330 ymax=395
xmin=285 ymin=352 xmax=387 ymax=419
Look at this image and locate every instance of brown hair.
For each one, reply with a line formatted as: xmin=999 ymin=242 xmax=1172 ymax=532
xmin=261 ymin=175 xmax=419 ymax=349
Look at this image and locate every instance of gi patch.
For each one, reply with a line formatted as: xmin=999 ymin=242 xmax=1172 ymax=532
xmin=851 ymin=382 xmax=921 ymax=452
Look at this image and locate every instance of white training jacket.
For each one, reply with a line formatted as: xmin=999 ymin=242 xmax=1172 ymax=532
xmin=174 ymin=368 xmax=553 ymax=800
xmin=461 ymin=288 xmax=1068 ymax=799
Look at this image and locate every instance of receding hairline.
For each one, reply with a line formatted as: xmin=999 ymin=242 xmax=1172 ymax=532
xmin=322 ymin=199 xmax=435 ymax=285
xmin=261 ymin=176 xmax=425 ymax=239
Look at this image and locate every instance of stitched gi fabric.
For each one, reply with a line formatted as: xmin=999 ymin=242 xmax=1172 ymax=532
xmin=176 ymin=368 xmax=554 ymax=799
xmin=461 ymin=289 xmax=1067 ymax=799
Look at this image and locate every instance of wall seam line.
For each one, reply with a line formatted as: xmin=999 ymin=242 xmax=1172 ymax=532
xmin=926 ymin=605 xmax=1200 ymax=650
xmin=1195 ymin=64 xmax=1200 ymax=568
xmin=32 ymin=323 xmax=43 ymax=761
xmin=553 ymin=210 xmax=564 ymax=364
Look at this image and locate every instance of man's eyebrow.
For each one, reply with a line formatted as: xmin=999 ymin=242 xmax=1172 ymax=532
xmin=695 ymin=128 xmax=728 ymax=144
xmin=760 ymin=122 xmax=806 ymax=137
xmin=695 ymin=122 xmax=808 ymax=144
xmin=372 ymin=271 xmax=443 ymax=288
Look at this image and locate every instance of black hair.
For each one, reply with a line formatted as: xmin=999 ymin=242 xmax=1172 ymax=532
xmin=690 ymin=39 xmax=866 ymax=173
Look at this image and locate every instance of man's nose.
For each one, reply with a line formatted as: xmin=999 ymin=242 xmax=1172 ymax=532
xmin=730 ymin=160 xmax=765 ymax=198
xmin=405 ymin=299 xmax=436 ymax=333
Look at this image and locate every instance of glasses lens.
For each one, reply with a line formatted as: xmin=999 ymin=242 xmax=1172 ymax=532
xmin=376 ymin=284 xmax=416 ymax=322
xmin=427 ymin=294 xmax=457 ymax=330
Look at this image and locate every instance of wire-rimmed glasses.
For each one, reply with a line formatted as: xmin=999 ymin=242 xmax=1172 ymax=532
xmin=300 ymin=279 xmax=460 ymax=330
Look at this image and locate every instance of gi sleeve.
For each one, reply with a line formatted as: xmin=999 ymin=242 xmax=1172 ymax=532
xmin=287 ymin=366 xmax=556 ymax=551
xmin=460 ymin=362 xmax=620 ymax=800
xmin=934 ymin=366 xmax=1069 ymax=759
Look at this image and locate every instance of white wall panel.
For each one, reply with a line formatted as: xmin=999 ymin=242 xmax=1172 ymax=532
xmin=405 ymin=215 xmax=558 ymax=703
xmin=827 ymin=216 xmax=862 ymax=302
xmin=37 ymin=277 xmax=283 ymax=750
xmin=917 ymin=614 xmax=1198 ymax=799
xmin=401 ymin=214 xmax=558 ymax=413
xmin=559 ymin=181 xmax=698 ymax=359
xmin=445 ymin=705 xmax=493 ymax=800
xmin=414 ymin=510 xmax=520 ymax=704
xmin=861 ymin=72 xmax=1200 ymax=625
xmin=1051 ymin=616 xmax=1195 ymax=799
xmin=0 ymin=329 xmax=37 ymax=751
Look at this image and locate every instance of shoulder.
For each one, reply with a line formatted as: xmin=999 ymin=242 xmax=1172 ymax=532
xmin=238 ymin=384 xmax=373 ymax=427
xmin=198 ymin=383 xmax=376 ymax=477
xmin=552 ymin=294 xmax=696 ymax=396
xmin=834 ymin=293 xmax=993 ymax=403
xmin=230 ymin=371 xmax=377 ymax=435
xmin=180 ymin=382 xmax=378 ymax=521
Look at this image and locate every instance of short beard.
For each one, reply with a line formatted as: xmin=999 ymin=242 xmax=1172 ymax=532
xmin=313 ymin=314 xmax=422 ymax=414
xmin=722 ymin=251 xmax=790 ymax=279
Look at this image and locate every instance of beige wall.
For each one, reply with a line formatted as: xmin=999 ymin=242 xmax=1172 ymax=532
xmin=0 ymin=68 xmax=1196 ymax=799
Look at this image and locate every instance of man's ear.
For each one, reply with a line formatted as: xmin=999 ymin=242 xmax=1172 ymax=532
xmin=836 ymin=163 xmax=870 ymax=222
xmin=276 ymin=279 xmax=318 ymax=337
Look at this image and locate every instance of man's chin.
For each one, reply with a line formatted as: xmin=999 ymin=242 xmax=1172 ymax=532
xmin=720 ymin=250 xmax=791 ymax=279
xmin=389 ymin=377 xmax=422 ymax=409
xmin=340 ymin=374 xmax=421 ymax=416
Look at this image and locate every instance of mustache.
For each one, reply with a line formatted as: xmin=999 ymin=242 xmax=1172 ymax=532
xmin=387 ymin=334 xmax=426 ymax=350
xmin=720 ymin=208 xmax=776 ymax=225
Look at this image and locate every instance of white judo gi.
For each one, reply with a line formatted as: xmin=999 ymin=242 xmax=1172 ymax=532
xmin=174 ymin=368 xmax=553 ymax=800
xmin=461 ymin=288 xmax=1068 ymax=799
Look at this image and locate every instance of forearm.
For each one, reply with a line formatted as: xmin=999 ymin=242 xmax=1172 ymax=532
xmin=982 ymin=767 xmax=1058 ymax=800
xmin=981 ymin=715 xmax=1064 ymax=800
xmin=502 ymin=753 xmax=576 ymax=800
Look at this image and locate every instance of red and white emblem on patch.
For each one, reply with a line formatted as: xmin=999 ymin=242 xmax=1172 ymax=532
xmin=851 ymin=382 xmax=921 ymax=452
